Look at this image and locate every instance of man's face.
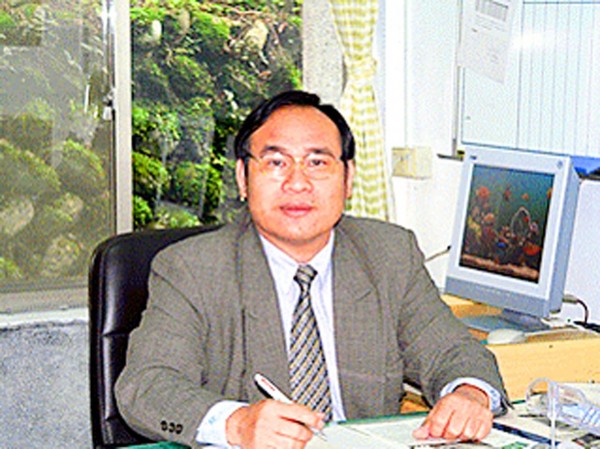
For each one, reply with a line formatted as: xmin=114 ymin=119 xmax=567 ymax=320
xmin=236 ymin=105 xmax=354 ymax=262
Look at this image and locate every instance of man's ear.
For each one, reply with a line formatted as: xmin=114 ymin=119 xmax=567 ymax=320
xmin=235 ymin=159 xmax=248 ymax=200
xmin=344 ymin=160 xmax=355 ymax=199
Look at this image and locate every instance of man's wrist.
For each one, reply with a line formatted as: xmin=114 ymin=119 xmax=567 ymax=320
xmin=225 ymin=405 xmax=248 ymax=447
xmin=441 ymin=377 xmax=502 ymax=412
xmin=196 ymin=400 xmax=247 ymax=447
xmin=454 ymin=384 xmax=490 ymax=408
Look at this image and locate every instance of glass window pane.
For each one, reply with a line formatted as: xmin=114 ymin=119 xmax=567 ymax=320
xmin=130 ymin=1 xmax=303 ymax=230
xmin=0 ymin=0 xmax=115 ymax=309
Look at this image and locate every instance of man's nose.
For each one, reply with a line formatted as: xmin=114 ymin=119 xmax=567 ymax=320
xmin=282 ymin=160 xmax=312 ymax=190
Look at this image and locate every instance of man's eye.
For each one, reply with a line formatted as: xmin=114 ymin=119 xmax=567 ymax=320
xmin=307 ymin=157 xmax=330 ymax=168
xmin=265 ymin=157 xmax=287 ymax=169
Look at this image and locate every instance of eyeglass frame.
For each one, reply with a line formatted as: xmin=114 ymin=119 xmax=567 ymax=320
xmin=242 ymin=149 xmax=349 ymax=180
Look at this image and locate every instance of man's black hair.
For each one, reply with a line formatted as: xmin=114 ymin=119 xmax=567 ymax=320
xmin=233 ymin=90 xmax=356 ymax=162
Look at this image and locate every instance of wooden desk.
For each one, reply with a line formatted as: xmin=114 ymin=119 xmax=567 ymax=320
xmin=401 ymin=296 xmax=600 ymax=412
xmin=444 ymin=294 xmax=600 ymax=401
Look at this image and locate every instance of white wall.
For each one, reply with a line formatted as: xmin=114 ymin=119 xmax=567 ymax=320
xmin=383 ymin=0 xmax=461 ymax=285
xmin=563 ymin=180 xmax=600 ymax=322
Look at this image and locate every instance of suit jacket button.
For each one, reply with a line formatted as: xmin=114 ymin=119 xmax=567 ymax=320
xmin=175 ymin=424 xmax=183 ymax=434
xmin=160 ymin=420 xmax=168 ymax=431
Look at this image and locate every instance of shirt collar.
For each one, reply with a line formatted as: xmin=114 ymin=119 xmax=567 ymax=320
xmin=259 ymin=232 xmax=335 ymax=295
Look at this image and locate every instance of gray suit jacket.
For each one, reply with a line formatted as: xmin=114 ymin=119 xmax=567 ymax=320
xmin=115 ymin=212 xmax=507 ymax=447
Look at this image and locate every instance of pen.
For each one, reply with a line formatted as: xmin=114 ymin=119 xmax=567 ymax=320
xmin=254 ymin=373 xmax=328 ymax=441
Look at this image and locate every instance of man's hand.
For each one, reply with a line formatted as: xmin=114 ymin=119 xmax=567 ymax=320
xmin=412 ymin=384 xmax=493 ymax=442
xmin=226 ymin=400 xmax=326 ymax=449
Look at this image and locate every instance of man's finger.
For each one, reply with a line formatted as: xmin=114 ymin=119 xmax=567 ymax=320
xmin=425 ymin=403 xmax=454 ymax=438
xmin=412 ymin=420 xmax=431 ymax=439
xmin=413 ymin=388 xmax=494 ymax=442
xmin=471 ymin=415 xmax=493 ymax=442
xmin=438 ymin=412 xmax=467 ymax=440
xmin=276 ymin=402 xmax=326 ymax=431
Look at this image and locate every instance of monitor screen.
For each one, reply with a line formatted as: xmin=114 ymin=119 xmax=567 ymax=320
xmin=460 ymin=165 xmax=553 ymax=284
xmin=445 ymin=146 xmax=580 ymax=321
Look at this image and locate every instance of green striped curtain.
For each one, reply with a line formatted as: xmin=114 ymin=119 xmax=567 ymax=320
xmin=329 ymin=0 xmax=390 ymax=220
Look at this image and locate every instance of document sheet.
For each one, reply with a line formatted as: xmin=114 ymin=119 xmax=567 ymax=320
xmin=308 ymin=415 xmax=539 ymax=449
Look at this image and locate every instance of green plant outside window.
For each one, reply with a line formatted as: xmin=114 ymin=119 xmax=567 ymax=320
xmin=0 ymin=1 xmax=113 ymax=298
xmin=131 ymin=0 xmax=303 ymax=229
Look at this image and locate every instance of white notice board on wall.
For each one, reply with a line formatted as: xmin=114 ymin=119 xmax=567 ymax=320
xmin=458 ymin=0 xmax=600 ymax=157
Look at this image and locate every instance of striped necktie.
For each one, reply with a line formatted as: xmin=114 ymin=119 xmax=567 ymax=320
xmin=289 ymin=264 xmax=333 ymax=421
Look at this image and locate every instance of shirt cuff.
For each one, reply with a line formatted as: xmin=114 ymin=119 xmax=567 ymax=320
xmin=441 ymin=377 xmax=502 ymax=413
xmin=196 ymin=400 xmax=247 ymax=448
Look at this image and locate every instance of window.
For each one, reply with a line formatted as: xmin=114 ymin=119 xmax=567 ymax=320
xmin=0 ymin=0 xmax=116 ymax=312
xmin=0 ymin=0 xmax=345 ymax=312
xmin=130 ymin=0 xmax=304 ymax=230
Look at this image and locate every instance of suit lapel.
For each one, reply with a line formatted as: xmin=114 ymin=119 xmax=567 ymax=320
xmin=333 ymin=230 xmax=386 ymax=418
xmin=237 ymin=226 xmax=291 ymax=403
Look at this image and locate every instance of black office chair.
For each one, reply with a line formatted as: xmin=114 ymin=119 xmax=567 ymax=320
xmin=88 ymin=225 xmax=220 ymax=448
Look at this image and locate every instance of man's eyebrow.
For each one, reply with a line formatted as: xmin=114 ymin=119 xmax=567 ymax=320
xmin=256 ymin=145 xmax=285 ymax=156
xmin=309 ymin=148 xmax=337 ymax=156
xmin=256 ymin=145 xmax=337 ymax=157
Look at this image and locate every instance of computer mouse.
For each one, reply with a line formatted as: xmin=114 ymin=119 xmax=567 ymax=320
xmin=486 ymin=328 xmax=526 ymax=344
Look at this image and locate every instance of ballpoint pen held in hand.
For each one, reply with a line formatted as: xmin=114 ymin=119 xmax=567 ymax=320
xmin=254 ymin=372 xmax=328 ymax=441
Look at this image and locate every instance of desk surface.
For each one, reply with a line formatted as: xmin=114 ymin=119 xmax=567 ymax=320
xmin=443 ymin=294 xmax=600 ymax=401
xmin=127 ymin=403 xmax=595 ymax=449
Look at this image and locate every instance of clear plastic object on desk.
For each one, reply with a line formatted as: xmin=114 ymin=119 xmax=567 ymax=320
xmin=526 ymin=378 xmax=600 ymax=437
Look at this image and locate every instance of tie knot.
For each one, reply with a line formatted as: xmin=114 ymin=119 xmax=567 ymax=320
xmin=294 ymin=264 xmax=317 ymax=289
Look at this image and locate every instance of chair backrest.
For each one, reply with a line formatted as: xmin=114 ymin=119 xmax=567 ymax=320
xmin=88 ymin=225 xmax=219 ymax=448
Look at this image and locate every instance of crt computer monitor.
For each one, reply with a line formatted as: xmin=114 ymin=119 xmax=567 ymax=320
xmin=445 ymin=146 xmax=580 ymax=331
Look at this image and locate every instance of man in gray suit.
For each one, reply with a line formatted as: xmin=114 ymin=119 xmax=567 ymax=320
xmin=116 ymin=90 xmax=508 ymax=449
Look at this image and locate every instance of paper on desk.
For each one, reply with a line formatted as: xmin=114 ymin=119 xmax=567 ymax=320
xmin=307 ymin=418 xmax=414 ymax=449
xmin=308 ymin=414 xmax=540 ymax=449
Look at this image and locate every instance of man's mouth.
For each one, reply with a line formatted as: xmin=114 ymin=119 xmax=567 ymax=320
xmin=280 ymin=203 xmax=313 ymax=216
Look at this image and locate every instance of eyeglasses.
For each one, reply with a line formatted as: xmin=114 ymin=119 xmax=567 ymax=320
xmin=246 ymin=151 xmax=343 ymax=180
